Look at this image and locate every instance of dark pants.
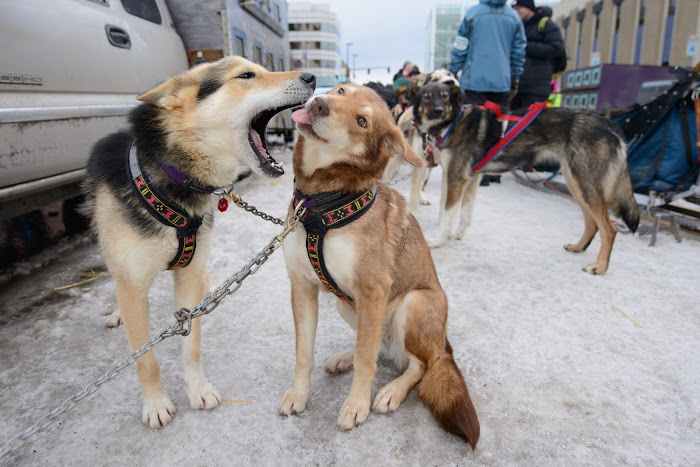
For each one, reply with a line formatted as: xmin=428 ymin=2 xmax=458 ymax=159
xmin=463 ymin=90 xmax=510 ymax=108
xmin=510 ymin=93 xmax=548 ymax=111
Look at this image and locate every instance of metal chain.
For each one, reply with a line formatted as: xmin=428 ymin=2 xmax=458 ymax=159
xmin=221 ymin=189 xmax=285 ymax=225
xmin=386 ymin=172 xmax=411 ymax=186
xmin=0 ymin=203 xmax=306 ymax=459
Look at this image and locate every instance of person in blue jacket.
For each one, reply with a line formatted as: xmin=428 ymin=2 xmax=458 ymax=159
xmin=449 ymin=0 xmax=526 ymax=108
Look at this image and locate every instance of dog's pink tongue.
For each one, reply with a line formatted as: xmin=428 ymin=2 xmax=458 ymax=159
xmin=292 ymin=108 xmax=311 ymax=125
xmin=249 ymin=128 xmax=268 ymax=157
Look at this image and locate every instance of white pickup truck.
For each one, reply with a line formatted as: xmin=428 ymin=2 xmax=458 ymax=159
xmin=1 ymin=0 xmax=188 ymax=260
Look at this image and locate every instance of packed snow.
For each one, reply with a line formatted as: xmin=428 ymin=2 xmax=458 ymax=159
xmin=1 ymin=143 xmax=698 ymax=465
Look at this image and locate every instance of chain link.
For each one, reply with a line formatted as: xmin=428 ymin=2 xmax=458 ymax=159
xmin=386 ymin=172 xmax=411 ymax=186
xmin=221 ymin=189 xmax=285 ymax=225
xmin=0 ymin=204 xmax=306 ymax=459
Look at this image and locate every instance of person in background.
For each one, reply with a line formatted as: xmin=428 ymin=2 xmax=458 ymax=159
xmin=510 ymin=0 xmax=565 ymax=109
xmin=449 ymin=0 xmax=526 ymax=185
xmin=391 ymin=77 xmax=412 ymax=119
xmin=393 ymin=61 xmax=414 ymax=82
xmin=448 ymin=0 xmax=526 ymax=108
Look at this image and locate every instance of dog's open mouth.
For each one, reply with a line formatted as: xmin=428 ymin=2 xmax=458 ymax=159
xmin=249 ymin=105 xmax=297 ymax=177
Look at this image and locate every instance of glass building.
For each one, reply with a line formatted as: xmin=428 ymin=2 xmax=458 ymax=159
xmin=425 ymin=4 xmax=469 ymax=71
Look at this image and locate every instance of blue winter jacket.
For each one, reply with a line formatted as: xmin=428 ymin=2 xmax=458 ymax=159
xmin=449 ymin=0 xmax=526 ymax=93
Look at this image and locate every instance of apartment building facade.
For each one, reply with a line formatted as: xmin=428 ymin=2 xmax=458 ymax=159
xmin=287 ymin=2 xmax=341 ymax=80
xmin=552 ymin=0 xmax=700 ymax=71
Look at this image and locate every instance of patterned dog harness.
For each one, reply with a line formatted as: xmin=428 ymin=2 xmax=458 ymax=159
xmin=293 ymin=185 xmax=377 ymax=302
xmin=127 ymin=142 xmax=202 ymax=270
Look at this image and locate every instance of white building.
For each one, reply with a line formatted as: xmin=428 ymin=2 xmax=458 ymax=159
xmin=287 ymin=2 xmax=341 ymax=83
xmin=425 ymin=4 xmax=470 ymax=72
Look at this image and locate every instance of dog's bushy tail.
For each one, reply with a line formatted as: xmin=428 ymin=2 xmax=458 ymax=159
xmin=612 ymin=144 xmax=640 ymax=232
xmin=418 ymin=339 xmax=480 ymax=450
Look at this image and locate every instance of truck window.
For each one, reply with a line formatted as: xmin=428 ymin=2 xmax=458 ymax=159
xmin=121 ymin=0 xmax=162 ymax=24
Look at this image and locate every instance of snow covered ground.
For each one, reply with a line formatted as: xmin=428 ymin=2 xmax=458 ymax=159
xmin=1 ymin=144 xmax=698 ymax=466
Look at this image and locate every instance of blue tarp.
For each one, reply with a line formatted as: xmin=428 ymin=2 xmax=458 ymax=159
xmin=618 ymin=104 xmax=699 ymax=194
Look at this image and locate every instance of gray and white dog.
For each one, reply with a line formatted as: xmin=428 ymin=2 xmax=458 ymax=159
xmin=410 ymin=81 xmax=639 ymax=275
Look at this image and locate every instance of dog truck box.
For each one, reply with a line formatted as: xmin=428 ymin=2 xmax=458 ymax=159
xmin=0 ymin=0 xmax=188 ymax=259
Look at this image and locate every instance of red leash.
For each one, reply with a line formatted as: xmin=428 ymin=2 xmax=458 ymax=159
xmin=472 ymin=102 xmax=547 ymax=172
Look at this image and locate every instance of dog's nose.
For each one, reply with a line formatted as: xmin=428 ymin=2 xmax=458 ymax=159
xmin=308 ymin=96 xmax=329 ymax=117
xmin=429 ymin=106 xmax=444 ymax=119
xmin=300 ymin=73 xmax=316 ymax=89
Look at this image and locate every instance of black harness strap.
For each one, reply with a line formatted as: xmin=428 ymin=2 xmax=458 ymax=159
xmin=127 ymin=142 xmax=203 ymax=270
xmin=293 ymin=185 xmax=377 ymax=302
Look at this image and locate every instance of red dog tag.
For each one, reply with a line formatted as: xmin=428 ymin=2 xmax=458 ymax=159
xmin=217 ymin=197 xmax=228 ymax=212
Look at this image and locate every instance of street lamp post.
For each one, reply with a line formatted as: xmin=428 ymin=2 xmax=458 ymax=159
xmin=345 ymin=42 xmax=354 ymax=79
xmin=352 ymin=53 xmax=358 ymax=81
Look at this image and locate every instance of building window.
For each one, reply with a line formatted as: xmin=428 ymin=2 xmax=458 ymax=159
xmin=290 ymin=41 xmax=336 ymax=51
xmin=233 ymin=29 xmax=246 ymax=58
xmin=576 ymin=9 xmax=585 ymax=69
xmin=592 ymin=1 xmax=602 ymax=54
xmin=121 ymin=0 xmax=162 ymax=24
xmin=662 ymin=0 xmax=676 ymax=65
xmin=274 ymin=3 xmax=281 ymax=23
xmin=265 ymin=52 xmax=274 ymax=71
xmin=634 ymin=0 xmax=646 ymax=65
xmin=289 ymin=23 xmax=337 ymax=34
xmin=254 ymin=44 xmax=263 ymax=65
xmin=611 ymin=0 xmax=623 ymax=63
xmin=278 ymin=58 xmax=285 ymax=71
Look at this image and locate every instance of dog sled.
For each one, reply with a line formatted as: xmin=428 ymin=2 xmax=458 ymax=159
xmin=612 ymin=66 xmax=700 ymax=244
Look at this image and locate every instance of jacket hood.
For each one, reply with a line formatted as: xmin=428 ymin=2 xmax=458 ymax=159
xmin=480 ymin=0 xmax=508 ymax=5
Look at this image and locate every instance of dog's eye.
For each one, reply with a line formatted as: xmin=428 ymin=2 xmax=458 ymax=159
xmin=422 ymin=95 xmax=431 ymax=102
xmin=440 ymin=92 xmax=449 ymax=100
xmin=357 ymin=116 xmax=366 ymax=128
xmin=236 ymin=72 xmax=256 ymax=79
xmin=338 ymin=88 xmax=345 ymax=95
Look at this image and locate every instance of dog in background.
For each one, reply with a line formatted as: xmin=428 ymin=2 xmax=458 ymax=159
xmin=82 ymin=57 xmax=315 ymax=427
xmin=384 ymin=69 xmax=457 ymax=210
xmin=412 ymin=81 xmax=640 ymax=274
xmin=279 ymin=84 xmax=480 ymax=449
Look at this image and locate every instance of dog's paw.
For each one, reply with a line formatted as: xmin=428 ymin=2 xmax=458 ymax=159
xmin=186 ymin=381 xmax=222 ymax=410
xmin=324 ymin=348 xmax=354 ymax=374
xmin=142 ymin=394 xmax=176 ymax=428
xmin=564 ymin=243 xmax=585 ymax=253
xmin=337 ymin=397 xmax=370 ymax=431
xmin=278 ymin=387 xmax=310 ymax=416
xmin=372 ymin=384 xmax=405 ymax=414
xmin=105 ymin=307 xmax=122 ymax=327
xmin=427 ymin=238 xmax=443 ymax=249
xmin=583 ymin=262 xmax=607 ymax=275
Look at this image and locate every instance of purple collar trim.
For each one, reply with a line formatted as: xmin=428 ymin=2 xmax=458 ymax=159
xmin=158 ymin=160 xmax=218 ymax=194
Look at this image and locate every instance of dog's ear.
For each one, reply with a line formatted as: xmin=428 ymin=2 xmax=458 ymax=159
xmin=405 ymin=81 xmax=420 ymax=105
xmin=137 ymin=77 xmax=184 ymax=110
xmin=385 ymin=126 xmax=424 ymax=168
xmin=449 ymin=83 xmax=463 ymax=106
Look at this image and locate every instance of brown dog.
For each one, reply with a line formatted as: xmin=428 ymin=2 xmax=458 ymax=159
xmin=278 ymin=84 xmax=480 ymax=449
